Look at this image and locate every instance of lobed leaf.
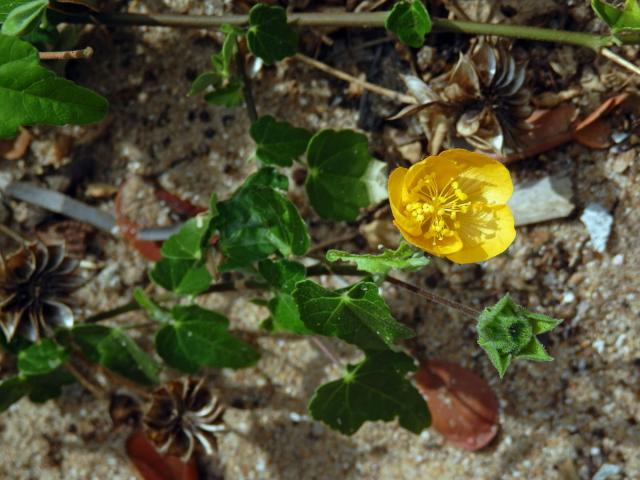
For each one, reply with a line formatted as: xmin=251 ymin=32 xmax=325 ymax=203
xmin=250 ymin=115 xmax=312 ymax=166
xmin=17 ymin=338 xmax=69 ymax=376
xmin=309 ymin=350 xmax=430 ymax=435
xmin=215 ymin=176 xmax=309 ymax=271
xmin=155 ymin=304 xmax=260 ymax=373
xmin=150 ymin=258 xmax=212 ymax=296
xmin=293 ymin=280 xmax=414 ymax=351
xmin=326 ymin=242 xmax=429 ymax=278
xmin=0 ymin=34 xmax=108 ymax=138
xmin=385 ymin=0 xmax=432 ymax=48
xmin=246 ymin=3 xmax=298 ymax=64
xmin=305 ymin=129 xmax=387 ymax=221
xmin=71 ymin=325 xmax=161 ymax=385
xmin=1 ymin=0 xmax=48 ymax=36
xmin=592 ymin=0 xmax=640 ymax=34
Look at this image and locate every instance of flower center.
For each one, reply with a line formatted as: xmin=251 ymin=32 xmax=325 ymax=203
xmin=404 ymin=174 xmax=471 ymax=241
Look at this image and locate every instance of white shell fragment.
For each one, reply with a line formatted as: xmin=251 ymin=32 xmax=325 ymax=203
xmin=508 ymin=176 xmax=574 ymax=226
xmin=580 ymin=203 xmax=614 ymax=253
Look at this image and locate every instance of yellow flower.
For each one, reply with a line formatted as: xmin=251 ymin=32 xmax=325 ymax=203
xmin=388 ymin=149 xmax=515 ymax=264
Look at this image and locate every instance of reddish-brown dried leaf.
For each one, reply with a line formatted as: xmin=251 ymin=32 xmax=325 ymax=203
xmin=114 ymin=186 xmax=162 ymax=262
xmin=154 ymin=188 xmax=207 ymax=217
xmin=126 ymin=430 xmax=198 ymax=480
xmin=415 ymin=359 xmax=499 ymax=451
xmin=574 ymin=120 xmax=612 ymax=149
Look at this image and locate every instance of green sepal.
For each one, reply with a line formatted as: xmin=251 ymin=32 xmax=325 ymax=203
xmin=477 ymin=294 xmax=562 ymax=378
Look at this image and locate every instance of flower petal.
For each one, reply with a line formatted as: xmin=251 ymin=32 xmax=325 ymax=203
xmin=437 ymin=149 xmax=512 ymax=204
xmin=395 ymin=221 xmax=463 ymax=256
xmin=446 ymin=205 xmax=515 ymax=264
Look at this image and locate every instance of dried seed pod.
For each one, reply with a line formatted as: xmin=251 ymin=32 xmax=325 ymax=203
xmin=0 ymin=239 xmax=84 ymax=342
xmin=143 ymin=378 xmax=225 ymax=462
xmin=403 ymin=42 xmax=533 ymax=154
xmin=110 ymin=392 xmax=142 ymax=427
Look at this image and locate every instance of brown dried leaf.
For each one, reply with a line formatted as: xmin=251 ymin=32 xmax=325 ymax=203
xmin=0 ymin=129 xmax=32 ymax=161
xmin=126 ymin=430 xmax=199 ymax=480
xmin=415 ymin=359 xmax=499 ymax=451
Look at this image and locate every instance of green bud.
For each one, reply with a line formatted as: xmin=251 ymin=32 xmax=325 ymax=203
xmin=477 ymin=294 xmax=562 ymax=378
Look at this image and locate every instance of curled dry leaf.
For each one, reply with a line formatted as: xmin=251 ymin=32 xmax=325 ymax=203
xmin=126 ymin=430 xmax=199 ymax=480
xmin=415 ymin=359 xmax=499 ymax=451
xmin=0 ymin=129 xmax=32 ymax=161
xmin=503 ymin=92 xmax=631 ymax=163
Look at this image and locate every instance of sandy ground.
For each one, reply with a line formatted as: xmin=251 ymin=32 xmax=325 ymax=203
xmin=0 ymin=1 xmax=639 ymax=479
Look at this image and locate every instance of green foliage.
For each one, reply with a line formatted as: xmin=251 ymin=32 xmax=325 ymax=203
xmin=258 ymin=258 xmax=306 ymax=293
xmin=71 ymin=325 xmax=161 ymax=385
xmin=188 ymin=24 xmax=244 ymax=107
xmin=309 ymin=350 xmax=430 ymax=435
xmin=326 ymin=242 xmax=429 ymax=280
xmin=133 ymin=288 xmax=173 ymax=324
xmin=592 ymin=0 xmax=640 ymax=37
xmin=0 ymin=376 xmax=30 ymax=411
xmin=17 ymin=339 xmax=69 ymax=376
xmin=1 ymin=0 xmax=47 ymax=36
xmin=293 ymin=280 xmax=414 ymax=351
xmin=477 ymin=294 xmax=562 ymax=378
xmin=305 ymin=129 xmax=388 ymax=221
xmin=155 ymin=304 xmax=260 ymax=373
xmin=385 ymin=0 xmax=432 ymax=48
xmin=1 ymin=1 xmax=32 ymax=22
xmin=246 ymin=3 xmax=298 ymax=64
xmin=150 ymin=258 xmax=212 ymax=295
xmin=26 ymin=367 xmax=74 ymax=403
xmin=250 ymin=115 xmax=312 ymax=166
xmin=214 ymin=169 xmax=310 ymax=270
xmin=0 ymin=33 xmax=108 ymax=138
xmin=161 ymin=196 xmax=218 ymax=261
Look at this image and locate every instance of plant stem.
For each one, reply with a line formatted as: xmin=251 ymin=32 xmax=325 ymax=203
xmin=310 ymin=337 xmax=342 ymax=366
xmin=67 ymin=12 xmax=616 ymax=50
xmin=235 ymin=39 xmax=258 ymax=123
xmin=385 ymin=274 xmax=481 ymax=318
xmin=65 ymin=361 xmax=107 ymax=399
xmin=38 ymin=47 xmax=94 ymax=61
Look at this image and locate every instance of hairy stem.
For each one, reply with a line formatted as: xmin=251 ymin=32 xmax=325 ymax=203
xmin=38 ymin=47 xmax=94 ymax=61
xmin=385 ymin=275 xmax=481 ymax=318
xmin=67 ymin=12 xmax=616 ymax=50
xmin=236 ymin=39 xmax=258 ymax=123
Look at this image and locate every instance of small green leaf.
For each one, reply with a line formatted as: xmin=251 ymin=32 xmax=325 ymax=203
xmin=305 ymin=129 xmax=387 ymax=221
xmin=72 ymin=325 xmax=161 ymax=385
xmin=17 ymin=339 xmax=69 ymax=376
xmin=477 ymin=294 xmax=562 ymax=377
xmin=0 ymin=376 xmax=30 ymax=411
xmin=213 ymin=23 xmax=243 ymax=78
xmin=385 ymin=1 xmax=432 ymax=48
xmin=150 ymin=258 xmax=212 ymax=295
xmin=133 ymin=288 xmax=173 ymax=324
xmin=293 ymin=280 xmax=414 ymax=351
xmin=155 ymin=304 xmax=259 ymax=373
xmin=1 ymin=1 xmax=34 ymax=23
xmin=160 ymin=211 xmax=217 ymax=261
xmin=26 ymin=367 xmax=74 ymax=403
xmin=215 ymin=180 xmax=310 ymax=271
xmin=592 ymin=0 xmax=640 ymax=36
xmin=246 ymin=3 xmax=298 ymax=64
xmin=0 ymin=34 xmax=108 ymax=138
xmin=243 ymin=166 xmax=289 ymax=190
xmin=1 ymin=0 xmax=48 ymax=36
xmin=326 ymin=242 xmax=429 ymax=279
xmin=250 ymin=115 xmax=312 ymax=166
xmin=309 ymin=350 xmax=430 ymax=435
xmin=258 ymin=258 xmax=306 ymax=293
xmin=188 ymin=72 xmax=221 ymax=96
xmin=267 ymin=293 xmax=312 ymax=334
xmin=204 ymin=80 xmax=244 ymax=107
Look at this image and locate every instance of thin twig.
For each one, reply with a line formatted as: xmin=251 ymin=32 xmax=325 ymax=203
xmin=600 ymin=47 xmax=640 ymax=77
xmin=66 ymin=361 xmax=107 ymax=399
xmin=38 ymin=47 xmax=94 ymax=61
xmin=310 ymin=337 xmax=342 ymax=366
xmin=235 ymin=39 xmax=258 ymax=123
xmin=385 ymin=274 xmax=481 ymax=318
xmin=295 ymin=54 xmax=417 ymax=105
xmin=307 ymin=232 xmax=359 ymax=255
